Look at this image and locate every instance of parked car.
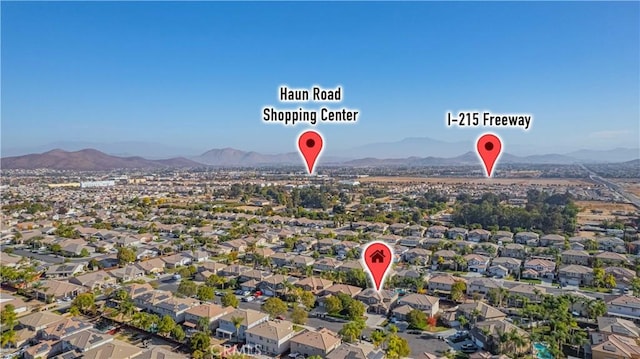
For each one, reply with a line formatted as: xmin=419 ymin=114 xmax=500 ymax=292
xmin=462 ymin=343 xmax=478 ymax=353
xmin=242 ymin=296 xmax=255 ymax=302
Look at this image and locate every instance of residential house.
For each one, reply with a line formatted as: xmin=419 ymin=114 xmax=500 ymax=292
xmin=464 ymin=254 xmax=490 ymax=273
xmin=561 ymin=250 xmax=591 ymax=266
xmin=337 ymin=260 xmax=364 ymax=273
xmin=471 ymin=320 xmax=530 ymax=355
xmin=239 ymin=269 xmax=272 ymax=283
xmin=216 ymin=309 xmax=269 ymax=341
xmin=187 ymin=250 xmax=209 ymax=263
xmin=289 ymin=328 xmax=342 ymax=358
xmin=428 ymin=274 xmax=465 ymax=295
xmin=492 ymin=231 xmax=514 ymax=243
xmin=34 ymin=280 xmax=86 ymax=302
xmin=184 ymin=303 xmax=234 ymax=331
xmin=605 ymin=267 xmax=637 ymax=289
xmin=508 ymin=284 xmax=546 ymax=304
xmin=135 ymin=248 xmax=160 ymax=261
xmin=59 ymin=239 xmax=95 ymax=257
xmin=46 ymin=263 xmax=85 ymax=279
xmin=154 ymin=296 xmax=200 ymax=323
xmin=219 ymin=264 xmax=251 ymax=277
xmin=466 ymin=278 xmax=501 ymax=297
xmin=62 ymin=330 xmax=113 ymax=353
xmin=427 ymin=226 xmax=447 ymax=238
xmin=294 ymin=277 xmax=334 ymax=294
xmin=398 ymin=237 xmax=423 ymax=248
xmin=591 ymin=334 xmax=640 ymax=359
xmin=539 ymin=234 xmax=565 ymax=247
xmin=396 ymin=293 xmax=440 ymax=317
xmin=403 ymin=248 xmax=431 ymax=265
xmin=514 ymin=232 xmax=539 ymax=245
xmin=457 ymin=302 xmax=506 ymax=322
xmin=259 ymin=275 xmax=298 ymax=297
xmin=595 ymin=252 xmax=630 ymax=267
xmin=597 ymin=237 xmax=626 ymax=253
xmin=69 ymin=270 xmax=117 ymax=290
xmin=133 ymin=290 xmax=173 ymax=312
xmin=109 ymin=265 xmax=144 ymax=282
xmin=355 ymin=289 xmax=399 ymax=315
xmin=597 ymin=316 xmax=640 ymax=338
xmin=322 ymin=284 xmax=363 ymax=298
xmin=523 ymin=258 xmax=556 ymax=279
xmin=245 ymin=320 xmax=296 ymax=356
xmin=447 ymin=227 xmax=468 ymax=240
xmin=81 ymin=339 xmax=143 ymax=359
xmin=161 ymin=253 xmax=192 ymax=268
xmin=558 ymin=265 xmax=594 ymax=286
xmin=19 ymin=311 xmax=65 ymax=331
xmin=135 ymin=258 xmax=166 ymax=275
xmin=490 ymin=257 xmax=521 ymax=274
xmin=500 ymin=244 xmax=527 ymax=259
xmin=606 ymin=295 xmax=640 ymax=321
xmin=468 ymin=229 xmax=491 ymax=243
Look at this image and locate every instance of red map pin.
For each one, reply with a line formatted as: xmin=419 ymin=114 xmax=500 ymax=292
xmin=298 ymin=130 xmax=323 ymax=174
xmin=476 ymin=133 xmax=503 ymax=178
xmin=362 ymin=241 xmax=393 ymax=292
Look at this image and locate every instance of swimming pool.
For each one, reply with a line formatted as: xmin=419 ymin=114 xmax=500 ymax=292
xmin=533 ymin=342 xmax=553 ymax=359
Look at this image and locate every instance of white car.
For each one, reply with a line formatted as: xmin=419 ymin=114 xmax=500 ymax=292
xmin=242 ymin=296 xmax=255 ymax=302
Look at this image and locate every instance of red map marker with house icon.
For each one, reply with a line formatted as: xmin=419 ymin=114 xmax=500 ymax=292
xmin=362 ymin=241 xmax=393 ymax=292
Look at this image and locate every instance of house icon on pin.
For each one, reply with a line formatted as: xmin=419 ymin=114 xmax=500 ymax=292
xmin=370 ymin=249 xmax=385 ymax=264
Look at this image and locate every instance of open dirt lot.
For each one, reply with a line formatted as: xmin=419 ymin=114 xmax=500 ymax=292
xmin=610 ymin=179 xmax=640 ymax=197
xmin=358 ymin=176 xmax=592 ymax=186
xmin=576 ymin=200 xmax=637 ymax=224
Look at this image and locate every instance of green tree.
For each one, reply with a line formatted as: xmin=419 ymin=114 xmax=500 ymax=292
xmin=346 ymin=300 xmax=366 ymax=321
xmin=117 ymin=247 xmax=136 ymax=265
xmin=72 ymin=293 xmax=96 ymax=314
xmin=0 ymin=304 xmax=17 ymax=331
xmin=171 ymin=325 xmax=186 ymax=342
xmin=451 ymin=281 xmax=467 ymax=302
xmin=0 ymin=330 xmax=16 ymax=348
xmin=262 ymin=297 xmax=288 ymax=319
xmin=197 ymin=285 xmax=215 ymax=302
xmin=221 ymin=292 xmax=239 ymax=308
xmin=300 ymin=290 xmax=316 ymax=310
xmin=371 ymin=330 xmax=386 ymax=348
xmin=339 ymin=320 xmax=365 ymax=343
xmin=407 ymin=309 xmax=427 ymax=330
xmin=158 ymin=315 xmax=176 ymax=336
xmin=80 ymin=248 xmax=90 ymax=257
xmin=177 ymin=280 xmax=198 ymax=297
xmin=604 ymin=273 xmax=617 ymax=289
xmin=231 ymin=316 xmax=244 ymax=344
xmin=291 ymin=306 xmax=308 ymax=325
xmin=325 ymin=296 xmax=343 ymax=315
xmin=386 ymin=333 xmax=411 ymax=359
xmin=190 ymin=331 xmax=211 ymax=352
xmin=69 ymin=306 xmax=81 ymax=317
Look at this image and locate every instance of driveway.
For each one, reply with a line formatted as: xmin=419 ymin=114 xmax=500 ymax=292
xmin=397 ymin=331 xmax=452 ymax=357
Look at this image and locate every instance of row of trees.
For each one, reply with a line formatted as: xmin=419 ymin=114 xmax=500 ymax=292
xmin=453 ymin=190 xmax=579 ymax=234
xmin=339 ymin=322 xmax=410 ymax=359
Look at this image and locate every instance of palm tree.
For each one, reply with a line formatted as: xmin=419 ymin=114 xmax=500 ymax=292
xmin=470 ymin=309 xmax=481 ymax=325
xmin=509 ymin=328 xmax=527 ymax=355
xmin=231 ymin=316 xmax=244 ymax=344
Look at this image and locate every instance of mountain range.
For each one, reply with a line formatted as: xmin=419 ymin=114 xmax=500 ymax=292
xmin=1 ymin=144 xmax=638 ymax=170
xmin=0 ymin=149 xmax=200 ymax=171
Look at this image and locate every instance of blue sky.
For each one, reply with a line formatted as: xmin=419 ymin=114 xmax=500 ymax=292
xmin=2 ymin=1 xmax=639 ymax=156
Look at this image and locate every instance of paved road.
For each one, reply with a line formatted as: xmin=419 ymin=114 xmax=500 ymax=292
xmin=10 ymin=249 xmax=65 ymax=264
xmin=581 ymin=164 xmax=640 ymax=208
